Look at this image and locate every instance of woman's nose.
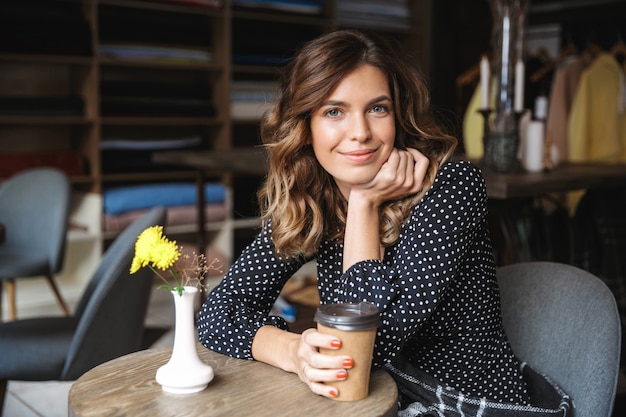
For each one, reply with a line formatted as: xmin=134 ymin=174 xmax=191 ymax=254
xmin=349 ymin=114 xmax=371 ymax=142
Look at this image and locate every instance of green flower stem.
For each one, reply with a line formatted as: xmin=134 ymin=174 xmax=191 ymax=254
xmin=148 ymin=265 xmax=184 ymax=296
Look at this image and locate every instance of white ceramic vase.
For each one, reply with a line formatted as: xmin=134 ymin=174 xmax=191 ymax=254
xmin=155 ymin=286 xmax=214 ymax=394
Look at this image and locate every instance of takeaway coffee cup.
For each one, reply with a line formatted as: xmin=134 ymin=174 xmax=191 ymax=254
xmin=314 ymin=301 xmax=381 ymax=401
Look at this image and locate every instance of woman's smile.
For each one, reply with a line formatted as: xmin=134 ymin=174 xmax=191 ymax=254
xmin=340 ymin=148 xmax=378 ymax=163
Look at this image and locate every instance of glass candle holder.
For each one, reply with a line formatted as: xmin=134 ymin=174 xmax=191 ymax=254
xmin=484 ymin=0 xmax=529 ymax=172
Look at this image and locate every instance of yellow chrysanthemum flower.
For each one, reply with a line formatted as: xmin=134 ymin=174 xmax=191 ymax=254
xmin=130 ymin=225 xmax=181 ymax=292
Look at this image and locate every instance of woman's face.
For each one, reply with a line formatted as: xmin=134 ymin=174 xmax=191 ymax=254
xmin=309 ymin=64 xmax=396 ymax=198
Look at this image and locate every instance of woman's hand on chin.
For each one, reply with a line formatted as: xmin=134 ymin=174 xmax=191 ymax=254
xmin=350 ymin=147 xmax=429 ymax=206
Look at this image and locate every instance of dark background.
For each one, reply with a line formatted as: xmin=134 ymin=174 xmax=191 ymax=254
xmin=428 ymin=0 xmax=626 ymax=152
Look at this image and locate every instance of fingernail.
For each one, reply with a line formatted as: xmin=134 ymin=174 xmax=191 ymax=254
xmin=330 ymin=339 xmax=342 ymax=348
xmin=329 ymin=389 xmax=338 ymax=398
xmin=336 ymin=369 xmax=347 ymax=379
xmin=342 ymin=358 xmax=354 ymax=368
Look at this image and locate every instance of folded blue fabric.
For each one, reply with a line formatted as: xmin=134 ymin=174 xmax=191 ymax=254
xmin=104 ymin=182 xmax=226 ymax=214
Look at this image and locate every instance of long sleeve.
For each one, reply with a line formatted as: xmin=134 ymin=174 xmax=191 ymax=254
xmin=197 ymin=224 xmax=308 ymax=359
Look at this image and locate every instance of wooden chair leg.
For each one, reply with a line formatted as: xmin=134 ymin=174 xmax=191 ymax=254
xmin=46 ymin=275 xmax=70 ymax=316
xmin=0 ymin=379 xmax=7 ymax=417
xmin=6 ymin=279 xmax=16 ymax=321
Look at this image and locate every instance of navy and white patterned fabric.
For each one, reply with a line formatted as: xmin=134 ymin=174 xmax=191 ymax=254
xmin=197 ymin=160 xmax=570 ymax=410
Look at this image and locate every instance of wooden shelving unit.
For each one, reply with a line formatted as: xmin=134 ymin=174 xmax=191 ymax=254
xmin=0 ymin=0 xmax=429 ymax=265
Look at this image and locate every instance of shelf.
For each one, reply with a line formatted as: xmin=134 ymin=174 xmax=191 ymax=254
xmin=334 ymin=20 xmax=417 ymax=35
xmin=231 ymin=64 xmax=283 ymax=75
xmin=98 ymin=58 xmax=223 ymax=72
xmin=98 ymin=0 xmax=224 ymax=15
xmin=232 ymin=217 xmax=261 ymax=230
xmin=231 ymin=9 xmax=328 ymax=25
xmin=100 ymin=117 xmax=222 ymax=126
xmin=0 ymin=53 xmax=93 ymax=65
xmin=102 ymin=171 xmax=199 ymax=183
xmin=0 ymin=116 xmax=93 ymax=125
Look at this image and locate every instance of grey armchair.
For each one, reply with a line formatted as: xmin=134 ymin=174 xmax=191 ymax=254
xmin=498 ymin=261 xmax=621 ymax=417
xmin=0 ymin=206 xmax=166 ymax=415
xmin=0 ymin=167 xmax=72 ymax=320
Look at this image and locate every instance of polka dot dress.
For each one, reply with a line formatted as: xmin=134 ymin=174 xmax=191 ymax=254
xmin=197 ymin=160 xmax=530 ymax=404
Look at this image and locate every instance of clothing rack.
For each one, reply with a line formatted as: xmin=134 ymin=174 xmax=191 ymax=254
xmin=530 ymin=44 xmax=578 ymax=84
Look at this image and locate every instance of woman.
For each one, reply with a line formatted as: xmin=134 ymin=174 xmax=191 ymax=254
xmin=197 ymin=30 xmax=571 ymax=416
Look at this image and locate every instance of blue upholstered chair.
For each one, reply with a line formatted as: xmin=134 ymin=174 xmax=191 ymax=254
xmin=0 ymin=167 xmax=72 ymax=320
xmin=497 ymin=261 xmax=621 ymax=417
xmin=0 ymin=206 xmax=166 ymax=415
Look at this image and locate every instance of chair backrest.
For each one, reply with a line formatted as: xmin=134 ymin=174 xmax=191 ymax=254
xmin=0 ymin=167 xmax=71 ymax=274
xmin=60 ymin=206 xmax=167 ymax=380
xmin=497 ymin=261 xmax=621 ymax=417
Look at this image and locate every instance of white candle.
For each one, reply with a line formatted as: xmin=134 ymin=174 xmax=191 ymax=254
xmin=480 ymin=55 xmax=490 ymax=109
xmin=514 ymin=59 xmax=525 ymax=112
xmin=522 ymin=120 xmax=545 ymax=172
xmin=534 ymin=95 xmax=548 ymax=120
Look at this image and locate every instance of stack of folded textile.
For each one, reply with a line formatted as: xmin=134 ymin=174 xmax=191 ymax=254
xmin=103 ymin=182 xmax=228 ymax=275
xmin=336 ymin=0 xmax=411 ymax=30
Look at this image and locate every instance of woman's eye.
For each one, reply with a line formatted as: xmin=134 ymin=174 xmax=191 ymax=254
xmin=325 ymin=108 xmax=342 ymax=117
xmin=371 ymin=105 xmax=388 ymax=114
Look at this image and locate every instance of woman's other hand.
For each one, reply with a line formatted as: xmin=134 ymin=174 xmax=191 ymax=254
xmin=295 ymin=328 xmax=354 ymax=399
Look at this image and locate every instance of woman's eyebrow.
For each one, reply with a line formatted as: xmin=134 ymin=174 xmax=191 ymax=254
xmin=319 ymin=99 xmax=345 ymax=107
xmin=320 ymin=95 xmax=392 ymax=108
xmin=370 ymin=95 xmax=393 ymax=106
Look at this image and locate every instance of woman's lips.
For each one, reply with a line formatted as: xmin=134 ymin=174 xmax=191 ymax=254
xmin=341 ymin=149 xmax=376 ymax=163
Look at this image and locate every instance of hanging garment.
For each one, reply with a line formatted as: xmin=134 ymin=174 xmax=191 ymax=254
xmin=566 ymin=52 xmax=626 ymax=214
xmin=567 ymin=52 xmax=626 ymax=162
xmin=546 ymin=55 xmax=589 ymax=163
xmin=462 ymin=79 xmax=496 ymax=159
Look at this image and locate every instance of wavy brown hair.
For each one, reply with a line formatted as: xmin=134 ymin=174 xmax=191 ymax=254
xmin=258 ymin=29 xmax=457 ymax=258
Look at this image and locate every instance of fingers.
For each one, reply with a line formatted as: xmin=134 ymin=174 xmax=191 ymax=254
xmin=407 ymin=147 xmax=430 ymax=193
xmin=300 ymin=329 xmax=352 ymax=370
xmin=308 ymin=380 xmax=340 ymax=398
xmin=302 ymin=328 xmax=340 ymax=349
xmin=298 ymin=329 xmax=353 ymax=399
xmin=301 ymin=360 xmax=351 ymax=399
xmin=302 ymin=362 xmax=348 ymax=398
xmin=379 ymin=148 xmax=410 ymax=183
xmin=383 ymin=148 xmax=429 ymax=196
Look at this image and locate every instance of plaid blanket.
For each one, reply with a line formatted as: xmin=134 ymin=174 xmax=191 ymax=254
xmin=385 ymin=358 xmax=572 ymax=417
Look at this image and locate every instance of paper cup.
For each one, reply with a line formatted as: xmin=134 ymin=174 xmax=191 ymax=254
xmin=314 ymin=302 xmax=381 ymax=401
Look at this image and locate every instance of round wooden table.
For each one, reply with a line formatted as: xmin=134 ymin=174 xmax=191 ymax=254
xmin=68 ymin=345 xmax=398 ymax=417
